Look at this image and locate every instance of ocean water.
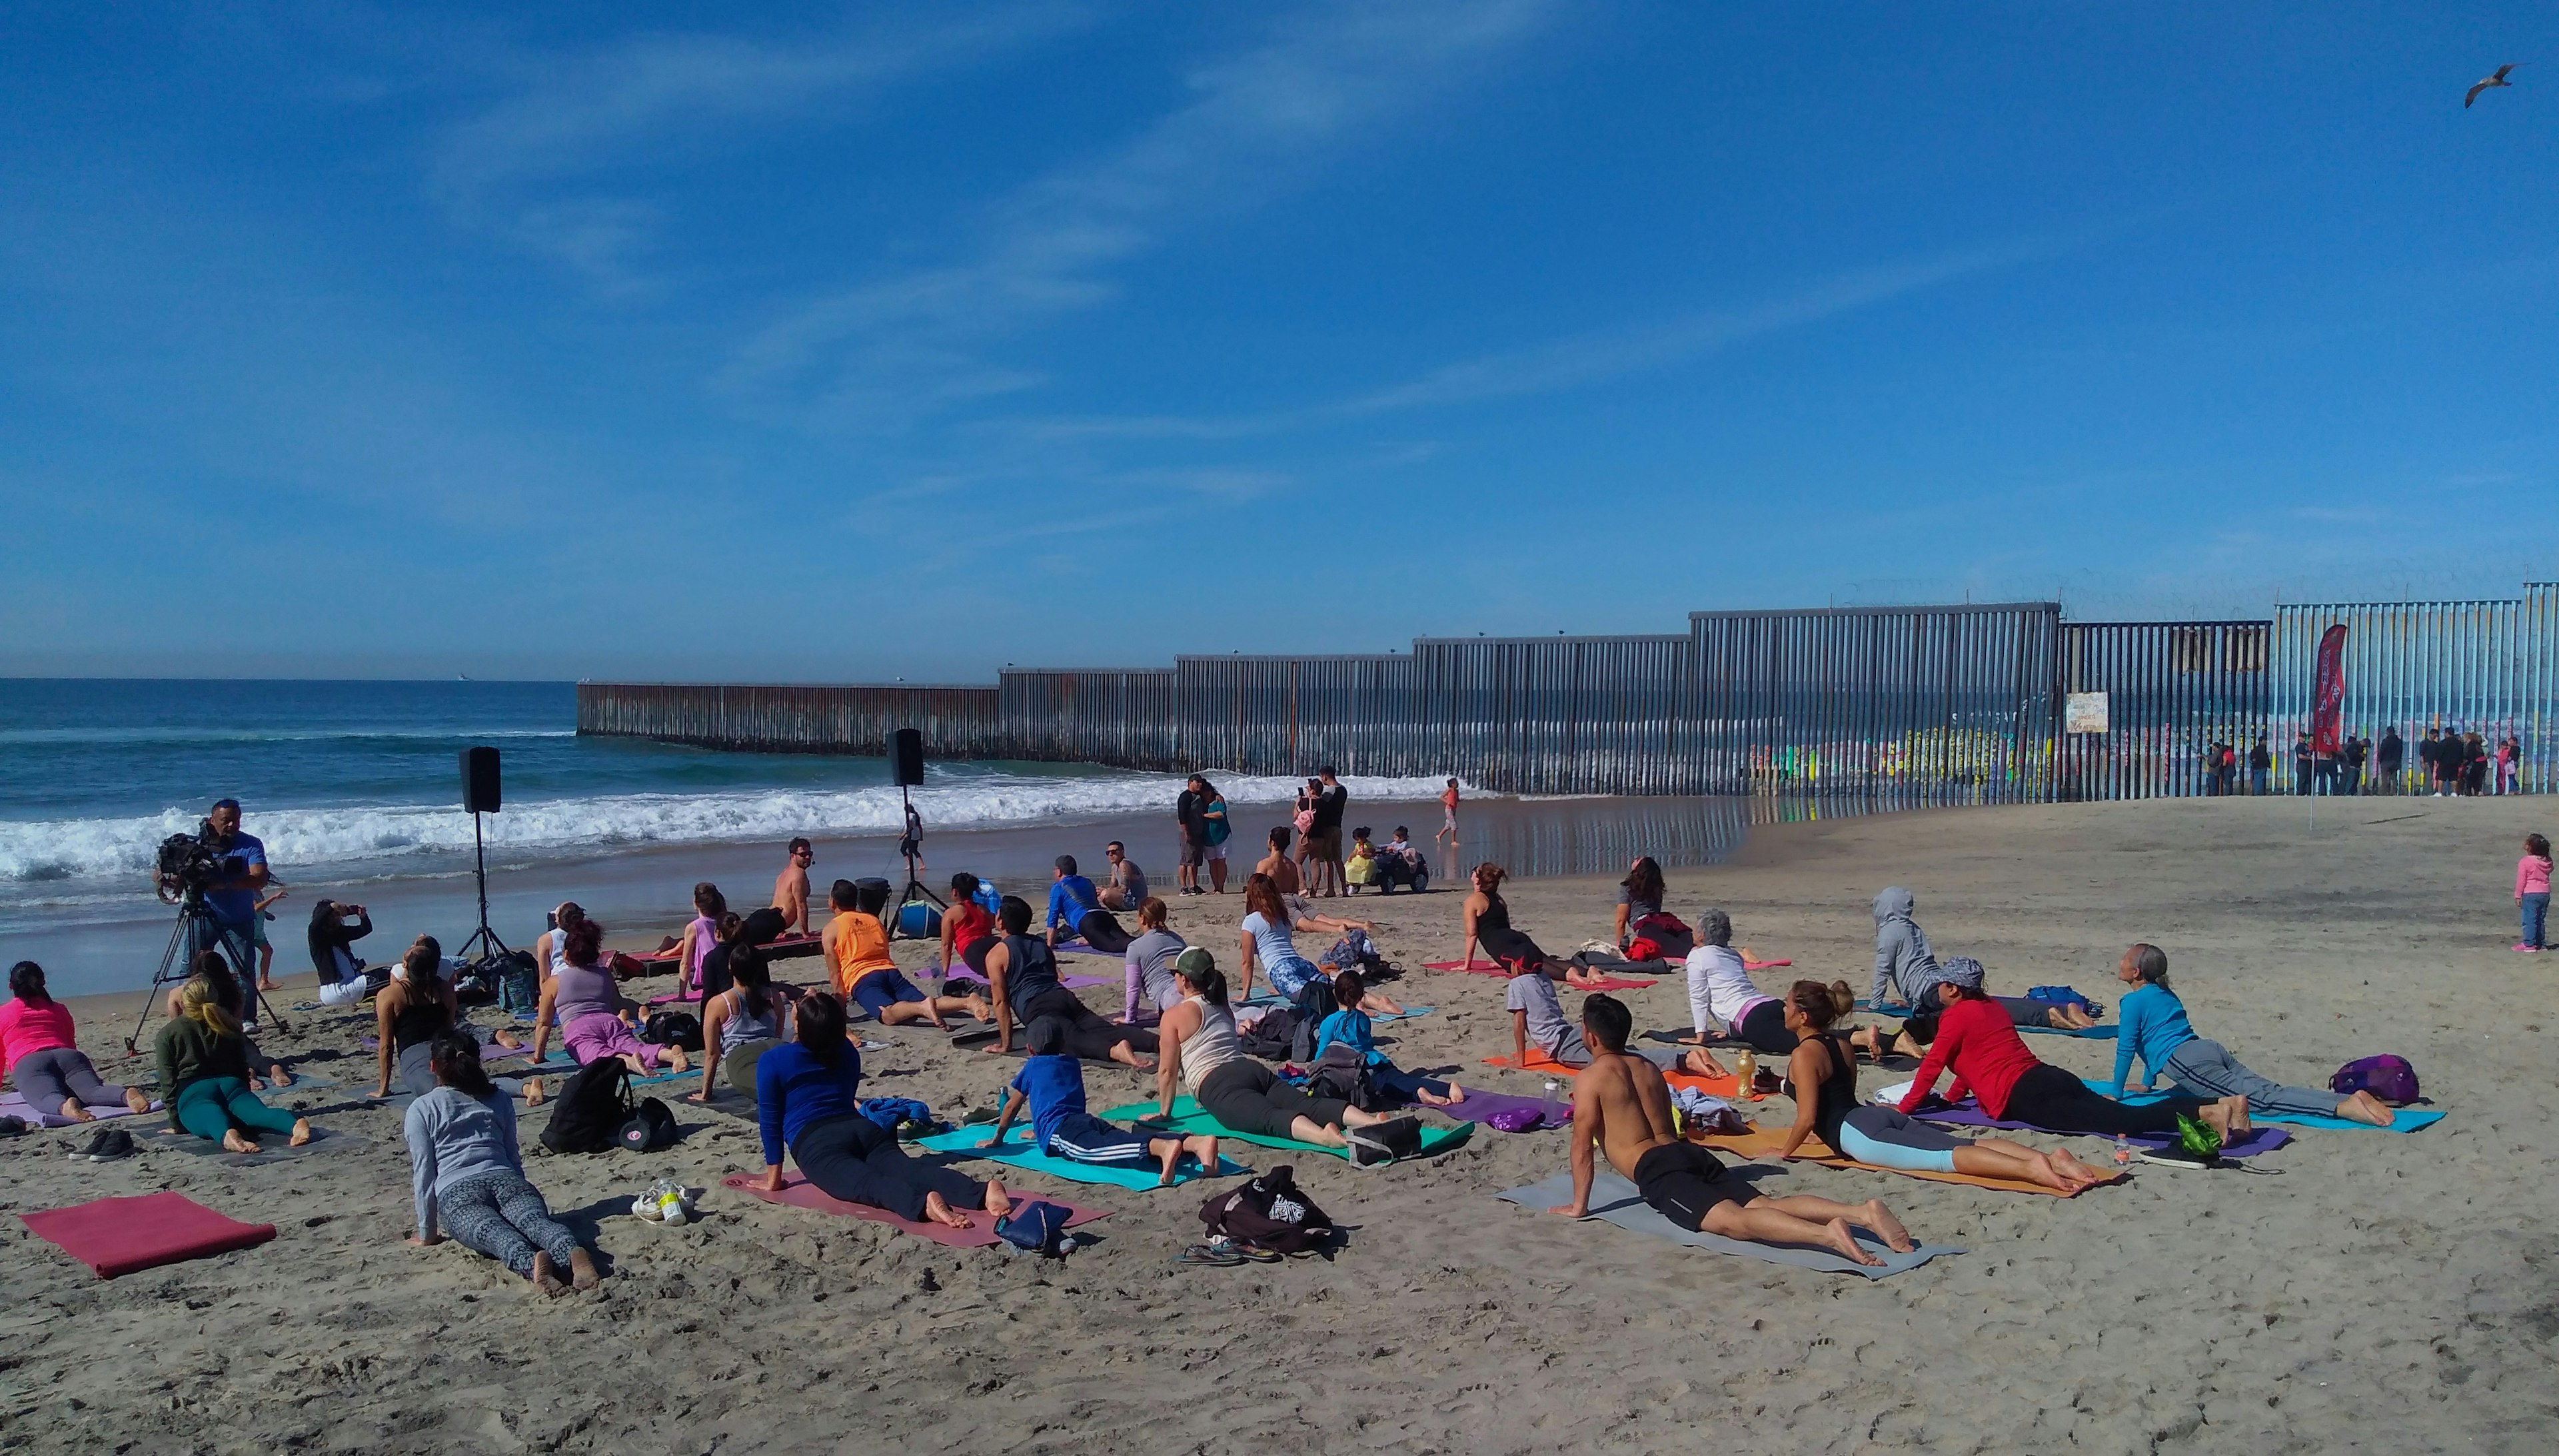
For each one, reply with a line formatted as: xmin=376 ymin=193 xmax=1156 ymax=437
xmin=0 ymin=679 xmax=1472 ymax=939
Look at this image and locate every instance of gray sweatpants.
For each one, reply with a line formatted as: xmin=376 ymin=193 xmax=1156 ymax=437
xmin=2163 ymin=1039 xmax=2342 ymax=1118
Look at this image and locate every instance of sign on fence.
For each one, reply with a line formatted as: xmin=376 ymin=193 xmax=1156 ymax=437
xmin=2064 ymin=692 xmax=2111 ymax=735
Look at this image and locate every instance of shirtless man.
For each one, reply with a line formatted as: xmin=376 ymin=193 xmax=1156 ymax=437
xmin=1545 ymin=994 xmax=1917 ymax=1268
xmin=774 ymin=838 xmax=814 ymax=936
xmin=1257 ymin=826 xmax=1304 ymax=896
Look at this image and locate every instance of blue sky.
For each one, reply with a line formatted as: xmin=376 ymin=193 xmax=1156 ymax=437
xmin=3 ymin=3 xmax=2554 ymax=680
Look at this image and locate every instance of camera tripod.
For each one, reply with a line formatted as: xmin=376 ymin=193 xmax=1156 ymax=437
xmin=127 ymin=894 xmax=292 ymax=1056
xmin=886 ymin=785 xmax=942 ymax=942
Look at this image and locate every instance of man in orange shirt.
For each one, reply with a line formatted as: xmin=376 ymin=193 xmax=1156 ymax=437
xmin=821 ymin=880 xmax=988 ymax=1030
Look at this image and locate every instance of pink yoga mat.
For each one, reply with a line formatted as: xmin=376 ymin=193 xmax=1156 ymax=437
xmin=21 ymin=1191 xmax=276 ymax=1279
xmin=720 ymin=1173 xmax=1111 ymax=1247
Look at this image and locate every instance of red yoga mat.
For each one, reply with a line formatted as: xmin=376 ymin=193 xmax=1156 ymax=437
xmin=721 ymin=1173 xmax=1112 ymax=1248
xmin=21 ymin=1191 xmax=276 ymax=1279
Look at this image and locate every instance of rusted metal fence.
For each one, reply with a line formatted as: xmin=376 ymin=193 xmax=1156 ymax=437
xmin=576 ymin=583 xmax=2559 ymax=799
xmin=2272 ymin=583 xmax=2558 ymax=793
xmin=2057 ymin=622 xmax=2271 ymax=800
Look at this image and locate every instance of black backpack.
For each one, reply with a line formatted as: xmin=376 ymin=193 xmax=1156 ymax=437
xmin=644 ymin=1010 xmax=704 ymax=1053
xmin=617 ymin=1095 xmax=680 ymax=1153
xmin=1200 ymin=1164 xmax=1333 ymax=1253
xmin=1287 ymin=982 xmax=1334 ymax=1064
xmin=540 ymin=1060 xmax=632 ymax=1155
xmin=1303 ymin=1044 xmax=1381 ymax=1111
xmin=1236 ymin=1008 xmax=1296 ymax=1060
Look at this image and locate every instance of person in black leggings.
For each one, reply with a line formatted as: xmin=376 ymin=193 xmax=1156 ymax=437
xmin=755 ymin=993 xmax=1010 ymax=1230
xmin=981 ymin=896 xmax=1157 ymax=1066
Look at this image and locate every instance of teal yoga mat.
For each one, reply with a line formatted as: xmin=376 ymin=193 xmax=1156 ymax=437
xmin=1099 ymin=1096 xmax=1473 ymax=1161
xmin=913 ymin=1123 xmax=1250 ymax=1189
xmin=2086 ymin=1078 xmax=2444 ymax=1133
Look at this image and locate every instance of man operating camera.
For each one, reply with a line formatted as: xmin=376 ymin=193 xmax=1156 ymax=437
xmin=187 ymin=798 xmax=270 ymax=970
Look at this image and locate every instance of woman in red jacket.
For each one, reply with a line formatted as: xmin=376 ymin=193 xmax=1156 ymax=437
xmin=1897 ymin=958 xmax=2248 ymax=1141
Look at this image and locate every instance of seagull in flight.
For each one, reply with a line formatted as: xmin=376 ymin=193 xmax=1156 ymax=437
xmin=2466 ymin=63 xmax=2519 ymax=108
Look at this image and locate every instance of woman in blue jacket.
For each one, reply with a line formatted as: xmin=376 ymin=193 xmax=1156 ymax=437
xmin=2111 ymin=944 xmax=2392 ymax=1124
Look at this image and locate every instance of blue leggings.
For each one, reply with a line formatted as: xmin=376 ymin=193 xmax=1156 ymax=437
xmin=1836 ymin=1105 xmax=1965 ymax=1173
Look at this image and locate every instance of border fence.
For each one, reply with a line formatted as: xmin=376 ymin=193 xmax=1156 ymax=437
xmin=578 ymin=582 xmax=2558 ymax=802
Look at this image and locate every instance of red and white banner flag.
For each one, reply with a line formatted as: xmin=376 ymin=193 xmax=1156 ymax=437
xmin=2310 ymin=624 xmax=2347 ymax=756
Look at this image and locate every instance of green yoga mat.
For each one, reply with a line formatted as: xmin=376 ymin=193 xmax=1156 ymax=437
xmin=912 ymin=1123 xmax=1250 ymax=1189
xmin=1098 ymin=1096 xmax=1474 ymax=1161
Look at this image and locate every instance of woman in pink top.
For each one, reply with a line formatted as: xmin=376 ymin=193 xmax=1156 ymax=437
xmin=3 ymin=962 xmax=151 ymax=1123
xmin=2517 ymin=834 xmax=2552 ymax=953
xmin=678 ymin=882 xmax=726 ymax=994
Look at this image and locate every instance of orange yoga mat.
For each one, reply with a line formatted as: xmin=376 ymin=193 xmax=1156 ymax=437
xmin=1690 ymin=1124 xmax=2123 ymax=1198
xmin=1482 ymin=1048 xmax=1745 ymax=1099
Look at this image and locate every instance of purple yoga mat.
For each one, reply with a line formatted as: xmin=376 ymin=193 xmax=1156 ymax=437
xmin=0 ymin=1092 xmax=161 ymax=1129
xmin=1908 ymin=1098 xmax=2292 ymax=1157
xmin=1433 ymin=1086 xmax=1573 ymax=1128
xmin=942 ymin=968 xmax=1116 ymax=992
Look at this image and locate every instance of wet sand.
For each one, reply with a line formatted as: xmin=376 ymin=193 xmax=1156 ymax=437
xmin=1 ymin=794 xmax=2550 ymax=1455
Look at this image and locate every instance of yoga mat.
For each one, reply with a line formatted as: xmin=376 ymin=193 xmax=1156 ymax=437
xmin=1690 ymin=1125 xmax=2123 ymax=1197
xmin=1495 ymin=1171 xmax=1959 ymax=1279
xmin=914 ymin=1123 xmax=1250 ymax=1189
xmin=1425 ymin=960 xmax=1655 ymax=991
xmin=0 ymin=1092 xmax=161 ymax=1129
xmin=942 ymin=967 xmax=1118 ymax=992
xmin=636 ymin=933 xmax=822 ymax=966
xmin=21 ymin=1191 xmax=276 ymax=1279
xmin=719 ymin=1173 xmax=1111 ymax=1248
xmin=1098 ymin=1096 xmax=1475 ymax=1161
xmin=150 ymin=1125 xmax=367 ymax=1167
xmin=1484 ymin=1049 xmax=1745 ymax=1099
xmin=2095 ymin=1079 xmax=2445 ymax=1133
xmin=1905 ymin=1095 xmax=2293 ymax=1157
xmin=1851 ymin=1002 xmax=2117 ymax=1038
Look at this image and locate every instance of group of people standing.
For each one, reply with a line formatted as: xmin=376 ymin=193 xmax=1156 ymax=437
xmin=2198 ymin=726 xmax=2525 ymax=796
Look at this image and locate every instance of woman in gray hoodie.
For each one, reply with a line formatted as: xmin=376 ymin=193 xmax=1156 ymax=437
xmin=404 ymin=1033 xmax=600 ymax=1297
xmin=1855 ymin=892 xmax=2095 ymax=1060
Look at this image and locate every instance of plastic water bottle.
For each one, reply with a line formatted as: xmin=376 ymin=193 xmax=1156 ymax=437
xmin=1541 ymin=1078 xmax=1561 ymax=1123
xmin=2113 ymin=1132 xmax=2132 ymax=1167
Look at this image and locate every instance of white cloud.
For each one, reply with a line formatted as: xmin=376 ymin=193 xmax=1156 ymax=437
xmin=719 ymin=0 xmax=1557 ymax=429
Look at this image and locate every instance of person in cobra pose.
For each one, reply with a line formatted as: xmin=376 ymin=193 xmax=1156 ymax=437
xmin=1 ymin=962 xmax=152 ymax=1122
xmin=1151 ymin=948 xmax=1415 ymax=1165
xmin=686 ymin=948 xmax=801 ymax=1104
xmin=2111 ymin=943 xmax=2392 ymax=1124
xmin=1772 ymin=980 xmax=2110 ymax=1191
xmin=982 ymin=897 xmax=1156 ymax=1065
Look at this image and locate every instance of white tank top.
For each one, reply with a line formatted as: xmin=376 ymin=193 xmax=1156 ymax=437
xmin=1176 ymin=994 xmax=1240 ymax=1094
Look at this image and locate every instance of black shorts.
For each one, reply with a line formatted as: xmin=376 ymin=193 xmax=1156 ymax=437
xmin=1632 ymin=1141 xmax=1745 ymax=1232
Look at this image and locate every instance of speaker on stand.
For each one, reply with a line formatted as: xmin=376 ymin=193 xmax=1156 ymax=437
xmin=456 ymin=746 xmax=510 ymax=964
xmin=887 ymin=727 xmax=943 ymax=940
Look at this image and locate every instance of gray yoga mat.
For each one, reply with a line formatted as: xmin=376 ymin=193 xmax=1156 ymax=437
xmin=149 ymin=1125 xmax=368 ymax=1167
xmin=1496 ymin=1169 xmax=1961 ymax=1279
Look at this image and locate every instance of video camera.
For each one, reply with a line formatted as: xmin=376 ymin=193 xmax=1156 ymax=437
xmin=154 ymin=820 xmax=244 ymax=903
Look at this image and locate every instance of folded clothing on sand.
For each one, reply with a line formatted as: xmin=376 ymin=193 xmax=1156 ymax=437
xmin=720 ymin=1171 xmax=1110 ymax=1247
xmin=912 ymin=1123 xmax=1249 ymax=1189
xmin=1493 ymin=1171 xmax=1959 ymax=1278
xmin=21 ymin=1191 xmax=277 ymax=1278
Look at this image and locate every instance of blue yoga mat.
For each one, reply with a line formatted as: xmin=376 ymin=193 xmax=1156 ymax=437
xmin=912 ymin=1123 xmax=1249 ymax=1189
xmin=2089 ymin=1078 xmax=2444 ymax=1133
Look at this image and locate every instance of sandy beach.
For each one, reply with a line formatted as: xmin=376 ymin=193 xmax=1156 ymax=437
xmin=3 ymin=794 xmax=2551 ymax=1455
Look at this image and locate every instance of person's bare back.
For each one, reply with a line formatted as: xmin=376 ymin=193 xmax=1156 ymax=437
xmin=1579 ymin=1050 xmax=1681 ymax=1179
xmin=1258 ymin=852 xmax=1302 ymax=896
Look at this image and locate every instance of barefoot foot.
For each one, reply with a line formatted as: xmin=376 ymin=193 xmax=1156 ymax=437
xmin=222 ymin=1129 xmax=259 ymax=1154
xmin=983 ymin=1178 xmax=1012 ymax=1221
xmin=1862 ymin=1199 xmax=1916 ymax=1253
xmin=921 ymin=1191 xmax=973 ymax=1229
xmin=531 ymin=1251 xmax=570 ymax=1298
xmin=289 ymin=1118 xmax=314 ymax=1147
xmin=1823 ymin=1217 xmax=1883 ymax=1267
xmin=125 ymin=1088 xmax=154 ymax=1115
xmin=61 ymin=1101 xmax=95 ymax=1123
xmin=569 ymin=1247 xmax=602 ymax=1290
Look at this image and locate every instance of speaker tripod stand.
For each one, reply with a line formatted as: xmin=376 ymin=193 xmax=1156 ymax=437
xmin=886 ymin=784 xmax=942 ymax=942
xmin=454 ymin=804 xmax=510 ymax=965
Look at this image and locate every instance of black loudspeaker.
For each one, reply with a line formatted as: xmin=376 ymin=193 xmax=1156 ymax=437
xmin=890 ymin=727 xmax=925 ymax=788
xmin=460 ymin=746 xmax=502 ymax=813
